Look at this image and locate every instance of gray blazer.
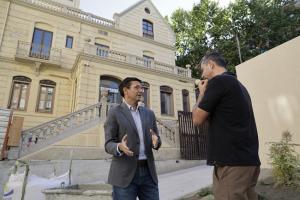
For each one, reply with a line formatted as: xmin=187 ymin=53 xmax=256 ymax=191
xmin=104 ymin=102 xmax=161 ymax=188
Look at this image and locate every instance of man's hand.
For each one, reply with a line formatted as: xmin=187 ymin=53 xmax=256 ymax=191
xmin=198 ymin=79 xmax=208 ymax=96
xmin=118 ymin=134 xmax=134 ymax=156
xmin=150 ymin=129 xmax=159 ymax=148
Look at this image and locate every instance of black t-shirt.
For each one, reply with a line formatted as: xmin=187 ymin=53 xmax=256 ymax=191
xmin=199 ymin=72 xmax=260 ymax=166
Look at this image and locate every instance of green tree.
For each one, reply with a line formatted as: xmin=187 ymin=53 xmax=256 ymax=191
xmin=169 ymin=0 xmax=300 ymax=78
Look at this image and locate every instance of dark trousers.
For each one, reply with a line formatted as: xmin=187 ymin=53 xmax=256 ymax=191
xmin=213 ymin=166 xmax=260 ymax=200
xmin=112 ymin=165 xmax=159 ymax=200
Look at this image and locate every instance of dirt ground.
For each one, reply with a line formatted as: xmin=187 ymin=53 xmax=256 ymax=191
xmin=181 ymin=169 xmax=300 ymax=200
xmin=255 ymin=177 xmax=300 ymax=200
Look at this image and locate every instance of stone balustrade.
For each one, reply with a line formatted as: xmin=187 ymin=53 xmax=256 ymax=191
xmin=19 ymin=102 xmax=102 ymax=158
xmin=84 ymin=44 xmax=191 ymax=78
xmin=19 ymin=0 xmax=115 ymax=27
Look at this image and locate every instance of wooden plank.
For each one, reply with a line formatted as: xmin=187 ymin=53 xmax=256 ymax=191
xmin=7 ymin=116 xmax=24 ymax=147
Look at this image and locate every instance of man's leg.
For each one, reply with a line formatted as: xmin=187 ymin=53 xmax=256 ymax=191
xmin=247 ymin=166 xmax=260 ymax=200
xmin=213 ymin=166 xmax=260 ymax=200
xmin=112 ymin=169 xmax=139 ymax=200
xmin=137 ymin=166 xmax=159 ymax=200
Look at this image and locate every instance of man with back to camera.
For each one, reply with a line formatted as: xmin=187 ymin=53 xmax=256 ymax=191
xmin=192 ymin=52 xmax=261 ymax=200
xmin=104 ymin=77 xmax=161 ymax=200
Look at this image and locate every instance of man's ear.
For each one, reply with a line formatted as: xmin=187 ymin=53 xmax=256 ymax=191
xmin=208 ymin=60 xmax=215 ymax=69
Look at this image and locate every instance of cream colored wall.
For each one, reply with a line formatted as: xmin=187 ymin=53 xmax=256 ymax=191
xmin=55 ymin=124 xmax=103 ymax=147
xmin=0 ymin=1 xmax=9 ymax=47
xmin=0 ymin=1 xmax=176 ymax=69
xmin=116 ymin=0 xmax=176 ymax=47
xmin=0 ymin=2 xmax=82 ymax=69
xmin=0 ymin=60 xmax=72 ymax=129
xmin=236 ymin=36 xmax=300 ymax=168
xmin=79 ymin=23 xmax=175 ymax=65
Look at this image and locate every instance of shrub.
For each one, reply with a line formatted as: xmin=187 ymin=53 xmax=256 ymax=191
xmin=269 ymin=131 xmax=300 ymax=186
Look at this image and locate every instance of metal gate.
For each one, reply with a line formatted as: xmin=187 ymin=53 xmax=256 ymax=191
xmin=178 ymin=111 xmax=209 ymax=160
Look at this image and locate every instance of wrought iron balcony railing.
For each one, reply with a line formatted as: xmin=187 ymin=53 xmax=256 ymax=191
xmin=15 ymin=41 xmax=62 ymax=66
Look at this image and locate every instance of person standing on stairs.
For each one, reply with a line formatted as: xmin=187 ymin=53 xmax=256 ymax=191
xmin=104 ymin=77 xmax=161 ymax=200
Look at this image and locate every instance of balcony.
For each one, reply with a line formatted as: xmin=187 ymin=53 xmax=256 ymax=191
xmin=15 ymin=41 xmax=62 ymax=67
xmin=83 ymin=44 xmax=191 ymax=78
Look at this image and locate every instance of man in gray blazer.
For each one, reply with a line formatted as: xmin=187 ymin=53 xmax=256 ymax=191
xmin=104 ymin=77 xmax=161 ymax=200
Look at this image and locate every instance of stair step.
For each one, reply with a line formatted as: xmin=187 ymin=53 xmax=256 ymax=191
xmin=7 ymin=147 xmax=19 ymax=160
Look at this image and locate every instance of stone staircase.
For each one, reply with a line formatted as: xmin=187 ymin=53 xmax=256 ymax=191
xmin=8 ymin=99 xmax=179 ymax=161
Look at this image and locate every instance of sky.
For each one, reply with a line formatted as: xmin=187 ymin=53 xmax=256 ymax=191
xmin=80 ymin=0 xmax=233 ymax=20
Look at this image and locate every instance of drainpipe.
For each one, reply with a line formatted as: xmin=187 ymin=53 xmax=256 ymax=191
xmin=0 ymin=1 xmax=11 ymax=51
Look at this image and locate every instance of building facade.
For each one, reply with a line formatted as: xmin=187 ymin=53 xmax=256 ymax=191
xmin=0 ymin=0 xmax=195 ymax=159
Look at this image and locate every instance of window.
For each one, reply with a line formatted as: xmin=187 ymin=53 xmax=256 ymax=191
xmin=143 ymin=55 xmax=154 ymax=68
xmin=8 ymin=76 xmax=31 ymax=111
xmin=160 ymin=86 xmax=173 ymax=115
xmin=143 ymin=19 xmax=154 ymax=39
xmin=145 ymin=7 xmax=151 ymax=14
xmin=142 ymin=82 xmax=150 ymax=107
xmin=100 ymin=76 xmax=122 ymax=104
xmin=37 ymin=80 xmax=56 ymax=113
xmin=95 ymin=43 xmax=109 ymax=57
xmin=65 ymin=35 xmax=73 ymax=48
xmin=182 ymin=89 xmax=190 ymax=112
xmin=30 ymin=28 xmax=53 ymax=60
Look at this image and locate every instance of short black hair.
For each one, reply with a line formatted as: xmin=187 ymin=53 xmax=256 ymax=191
xmin=119 ymin=77 xmax=142 ymax=97
xmin=200 ymin=51 xmax=227 ymax=68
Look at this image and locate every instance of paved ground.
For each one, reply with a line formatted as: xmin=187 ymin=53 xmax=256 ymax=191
xmin=0 ymin=161 xmax=271 ymax=200
xmin=0 ymin=159 xmax=205 ymax=200
xmin=0 ymin=161 xmax=15 ymax=200
xmin=159 ymin=165 xmax=213 ymax=200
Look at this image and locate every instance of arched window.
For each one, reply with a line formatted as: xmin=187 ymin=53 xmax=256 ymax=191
xmin=8 ymin=76 xmax=31 ymax=111
xmin=142 ymin=19 xmax=154 ymax=39
xmin=182 ymin=89 xmax=190 ymax=112
xmin=100 ymin=76 xmax=122 ymax=104
xmin=160 ymin=86 xmax=173 ymax=115
xmin=142 ymin=82 xmax=150 ymax=107
xmin=37 ymin=80 xmax=56 ymax=113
